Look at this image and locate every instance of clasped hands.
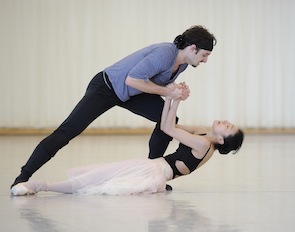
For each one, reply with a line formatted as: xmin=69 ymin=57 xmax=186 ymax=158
xmin=166 ymin=82 xmax=190 ymax=100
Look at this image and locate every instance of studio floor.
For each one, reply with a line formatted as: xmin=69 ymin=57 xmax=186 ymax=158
xmin=1 ymin=133 xmax=294 ymax=232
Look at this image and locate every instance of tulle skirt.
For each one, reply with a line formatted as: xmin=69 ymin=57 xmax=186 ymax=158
xmin=67 ymin=158 xmax=173 ymax=196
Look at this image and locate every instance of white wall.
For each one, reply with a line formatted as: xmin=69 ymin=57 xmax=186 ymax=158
xmin=1 ymin=0 xmax=294 ymax=129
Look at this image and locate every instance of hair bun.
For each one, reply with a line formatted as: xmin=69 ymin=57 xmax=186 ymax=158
xmin=173 ymin=35 xmax=186 ymax=48
xmin=173 ymin=35 xmax=183 ymax=45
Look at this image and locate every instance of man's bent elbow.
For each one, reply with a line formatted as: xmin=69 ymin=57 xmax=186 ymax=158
xmin=125 ymin=76 xmax=132 ymax=86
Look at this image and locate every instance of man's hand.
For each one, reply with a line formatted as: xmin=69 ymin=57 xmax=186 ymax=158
xmin=165 ymin=82 xmax=190 ymax=100
xmin=179 ymin=82 xmax=190 ymax=100
xmin=173 ymin=82 xmax=190 ymax=100
xmin=167 ymin=86 xmax=183 ymax=99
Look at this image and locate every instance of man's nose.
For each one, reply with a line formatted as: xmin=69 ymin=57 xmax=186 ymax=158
xmin=202 ymin=57 xmax=208 ymax=63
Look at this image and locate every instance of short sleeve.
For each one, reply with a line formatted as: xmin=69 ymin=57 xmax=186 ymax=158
xmin=128 ymin=47 xmax=175 ymax=81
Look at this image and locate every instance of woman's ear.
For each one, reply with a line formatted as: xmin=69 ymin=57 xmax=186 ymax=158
xmin=217 ymin=135 xmax=224 ymax=145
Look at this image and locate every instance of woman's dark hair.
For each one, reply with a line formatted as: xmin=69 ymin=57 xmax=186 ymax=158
xmin=214 ymin=129 xmax=244 ymax=155
xmin=173 ymin=25 xmax=217 ymax=51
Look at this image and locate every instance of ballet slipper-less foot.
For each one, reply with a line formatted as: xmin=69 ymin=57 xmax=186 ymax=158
xmin=11 ymin=183 xmax=36 ymax=196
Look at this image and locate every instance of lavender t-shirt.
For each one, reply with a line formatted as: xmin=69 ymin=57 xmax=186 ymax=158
xmin=104 ymin=42 xmax=188 ymax=102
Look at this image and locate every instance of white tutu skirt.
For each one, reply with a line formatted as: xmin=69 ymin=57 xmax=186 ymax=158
xmin=67 ymin=158 xmax=171 ymax=195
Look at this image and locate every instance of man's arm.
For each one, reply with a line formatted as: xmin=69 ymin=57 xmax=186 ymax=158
xmin=125 ymin=76 xmax=183 ymax=99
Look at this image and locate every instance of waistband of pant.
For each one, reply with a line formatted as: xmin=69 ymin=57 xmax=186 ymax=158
xmin=103 ymin=71 xmax=113 ymax=90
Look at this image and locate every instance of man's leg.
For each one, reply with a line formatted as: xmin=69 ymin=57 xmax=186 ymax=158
xmin=11 ymin=72 xmax=119 ymax=187
xmin=118 ymin=93 xmax=177 ymax=158
xmin=117 ymin=93 xmax=178 ymax=191
xmin=148 ymin=125 xmax=173 ymax=159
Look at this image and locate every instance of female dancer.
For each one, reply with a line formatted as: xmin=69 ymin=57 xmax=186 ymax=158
xmin=11 ymin=95 xmax=244 ymax=196
xmin=11 ymin=25 xmax=216 ymax=188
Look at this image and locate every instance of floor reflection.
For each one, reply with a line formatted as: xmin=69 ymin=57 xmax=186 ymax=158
xmin=11 ymin=192 xmax=239 ymax=232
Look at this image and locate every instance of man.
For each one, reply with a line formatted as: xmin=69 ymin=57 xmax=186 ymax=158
xmin=11 ymin=25 xmax=217 ymax=189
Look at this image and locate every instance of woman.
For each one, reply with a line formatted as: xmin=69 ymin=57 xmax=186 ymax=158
xmin=11 ymin=25 xmax=216 ymax=189
xmin=11 ymin=95 xmax=244 ymax=196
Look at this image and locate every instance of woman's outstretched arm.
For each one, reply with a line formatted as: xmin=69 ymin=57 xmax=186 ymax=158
xmin=161 ymin=97 xmax=210 ymax=156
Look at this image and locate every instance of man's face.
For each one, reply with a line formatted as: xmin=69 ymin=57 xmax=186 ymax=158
xmin=189 ymin=47 xmax=211 ymax=68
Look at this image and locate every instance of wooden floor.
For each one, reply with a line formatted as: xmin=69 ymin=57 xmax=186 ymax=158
xmin=1 ymin=134 xmax=295 ymax=232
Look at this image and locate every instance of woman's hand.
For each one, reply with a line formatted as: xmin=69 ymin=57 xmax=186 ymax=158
xmin=179 ymin=82 xmax=190 ymax=100
xmin=165 ymin=82 xmax=190 ymax=100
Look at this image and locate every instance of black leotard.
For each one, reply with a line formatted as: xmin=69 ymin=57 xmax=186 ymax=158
xmin=164 ymin=142 xmax=211 ymax=179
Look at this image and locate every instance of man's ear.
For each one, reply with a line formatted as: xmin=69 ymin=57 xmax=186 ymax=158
xmin=190 ymin=44 xmax=197 ymax=51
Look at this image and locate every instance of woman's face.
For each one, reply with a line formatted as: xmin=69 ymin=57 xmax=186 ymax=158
xmin=213 ymin=120 xmax=239 ymax=138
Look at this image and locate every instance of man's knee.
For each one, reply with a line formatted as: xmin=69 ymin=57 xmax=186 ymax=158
xmin=40 ymin=130 xmax=70 ymax=156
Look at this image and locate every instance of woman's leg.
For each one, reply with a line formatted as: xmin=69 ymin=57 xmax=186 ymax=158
xmin=11 ymin=72 xmax=121 ymax=187
xmin=11 ymin=180 xmax=74 ymax=195
xmin=47 ymin=181 xmax=73 ymax=194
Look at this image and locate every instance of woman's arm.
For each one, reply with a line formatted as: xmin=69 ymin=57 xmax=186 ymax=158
xmin=160 ymin=96 xmax=172 ymax=132
xmin=161 ymin=97 xmax=210 ymax=157
xmin=161 ymin=98 xmax=180 ymax=134
xmin=176 ymin=124 xmax=208 ymax=135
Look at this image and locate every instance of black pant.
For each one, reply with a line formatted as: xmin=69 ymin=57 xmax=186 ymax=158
xmin=14 ymin=72 xmax=174 ymax=184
